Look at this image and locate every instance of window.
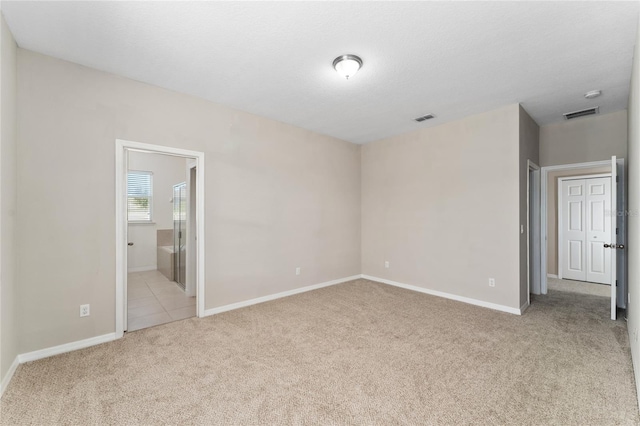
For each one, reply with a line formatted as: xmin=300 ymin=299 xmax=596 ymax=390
xmin=127 ymin=171 xmax=153 ymax=222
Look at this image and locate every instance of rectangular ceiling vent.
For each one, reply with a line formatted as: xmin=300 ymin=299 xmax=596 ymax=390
xmin=563 ymin=106 xmax=599 ymax=120
xmin=414 ymin=113 xmax=435 ymax=122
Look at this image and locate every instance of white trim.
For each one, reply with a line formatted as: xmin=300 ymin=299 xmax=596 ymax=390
xmin=203 ymin=275 xmax=361 ymax=317
xmin=558 ymin=173 xmax=611 ymax=181
xmin=547 ymin=274 xmax=559 ymax=279
xmin=520 ymin=300 xmax=530 ymax=314
xmin=362 ymin=275 xmax=523 ymax=315
xmin=127 ymin=265 xmax=156 ymax=273
xmin=19 ymin=333 xmax=117 ymax=364
xmin=116 ymin=139 xmax=206 ymax=338
xmin=557 ymin=173 xmax=612 ymax=282
xmin=0 ymin=356 xmax=19 ymax=397
xmin=527 ymin=160 xmax=541 ymax=297
xmin=540 ymin=159 xmax=612 ymax=294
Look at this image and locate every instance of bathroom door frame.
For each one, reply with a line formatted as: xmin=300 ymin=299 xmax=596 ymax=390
xmin=115 ymin=139 xmax=206 ymax=338
xmin=186 ymin=160 xmax=197 ymax=298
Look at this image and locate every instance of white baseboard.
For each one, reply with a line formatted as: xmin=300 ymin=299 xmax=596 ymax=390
xmin=203 ymin=275 xmax=362 ymax=317
xmin=127 ymin=265 xmax=157 ymax=273
xmin=547 ymin=274 xmax=559 ymax=279
xmin=18 ymin=333 xmax=117 ymax=364
xmin=0 ymin=356 xmax=19 ymax=398
xmin=362 ymin=275 xmax=522 ymax=315
xmin=520 ymin=300 xmax=530 ymax=314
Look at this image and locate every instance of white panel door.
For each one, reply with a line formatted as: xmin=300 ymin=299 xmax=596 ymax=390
xmin=560 ymin=177 xmax=612 ymax=285
xmin=585 ymin=177 xmax=612 ymax=284
xmin=561 ymin=179 xmax=587 ymax=281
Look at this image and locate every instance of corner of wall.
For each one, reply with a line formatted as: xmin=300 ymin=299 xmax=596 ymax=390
xmin=518 ymin=105 xmax=541 ymax=308
xmin=0 ymin=11 xmax=19 ymax=388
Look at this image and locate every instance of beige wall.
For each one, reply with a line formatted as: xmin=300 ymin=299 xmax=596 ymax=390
xmin=539 ymin=110 xmax=627 ymax=167
xmin=361 ymin=104 xmax=522 ymax=310
xmin=546 ymin=166 xmax=610 ymax=276
xmin=127 ymin=152 xmax=188 ymax=271
xmin=16 ymin=50 xmax=362 ymax=354
xmin=519 ymin=106 xmax=540 ymax=307
xmin=1 ymin=14 xmax=18 ymax=382
xmin=626 ymin=13 xmax=640 ymax=404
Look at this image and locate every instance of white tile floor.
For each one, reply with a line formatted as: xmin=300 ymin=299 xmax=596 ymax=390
xmin=127 ymin=270 xmax=196 ymax=332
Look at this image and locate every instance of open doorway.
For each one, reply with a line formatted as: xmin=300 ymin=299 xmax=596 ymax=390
xmin=115 ymin=140 xmax=205 ymax=338
xmin=539 ymin=158 xmax=626 ymax=320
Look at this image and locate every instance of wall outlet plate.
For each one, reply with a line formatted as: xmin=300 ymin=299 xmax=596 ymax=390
xmin=489 ymin=278 xmax=496 ymax=287
xmin=384 ymin=261 xmax=390 ymax=268
xmin=80 ymin=304 xmax=90 ymax=317
xmin=295 ymin=267 xmax=301 ymax=276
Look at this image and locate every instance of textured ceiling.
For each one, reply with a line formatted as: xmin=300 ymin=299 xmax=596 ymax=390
xmin=2 ymin=1 xmax=639 ymax=144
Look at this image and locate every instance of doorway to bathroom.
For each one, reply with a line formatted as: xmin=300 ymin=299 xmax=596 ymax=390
xmin=115 ymin=140 xmax=205 ymax=338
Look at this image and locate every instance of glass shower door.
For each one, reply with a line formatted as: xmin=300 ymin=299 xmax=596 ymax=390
xmin=173 ymin=183 xmax=187 ymax=290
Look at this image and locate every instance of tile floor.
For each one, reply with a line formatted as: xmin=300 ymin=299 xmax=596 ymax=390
xmin=127 ymin=270 xmax=196 ymax=332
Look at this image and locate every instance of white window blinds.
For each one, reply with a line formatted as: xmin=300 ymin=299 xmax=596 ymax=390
xmin=127 ymin=171 xmax=153 ymax=222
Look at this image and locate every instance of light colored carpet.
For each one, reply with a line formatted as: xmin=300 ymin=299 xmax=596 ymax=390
xmin=548 ymin=277 xmax=611 ymax=297
xmin=1 ymin=279 xmax=637 ymax=425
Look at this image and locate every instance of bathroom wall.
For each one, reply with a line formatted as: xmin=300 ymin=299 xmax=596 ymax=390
xmin=127 ymin=151 xmax=188 ymax=272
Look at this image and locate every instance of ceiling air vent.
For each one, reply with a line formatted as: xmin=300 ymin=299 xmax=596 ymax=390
xmin=414 ymin=113 xmax=435 ymax=122
xmin=563 ymin=106 xmax=599 ymax=120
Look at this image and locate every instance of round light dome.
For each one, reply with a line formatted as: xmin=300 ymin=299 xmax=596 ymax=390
xmin=333 ymin=55 xmax=363 ymax=80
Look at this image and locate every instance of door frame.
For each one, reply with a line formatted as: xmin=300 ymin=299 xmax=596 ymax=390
xmin=186 ymin=160 xmax=197 ymax=298
xmin=115 ymin=139 xmax=206 ymax=338
xmin=540 ymin=159 xmax=624 ymax=296
xmin=557 ymin=173 xmax=611 ymax=281
xmin=527 ymin=160 xmax=541 ymax=299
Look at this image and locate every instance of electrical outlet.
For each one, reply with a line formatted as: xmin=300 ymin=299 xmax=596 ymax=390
xmin=384 ymin=261 xmax=390 ymax=269
xmin=295 ymin=267 xmax=301 ymax=276
xmin=489 ymin=278 xmax=496 ymax=287
xmin=80 ymin=304 xmax=90 ymax=317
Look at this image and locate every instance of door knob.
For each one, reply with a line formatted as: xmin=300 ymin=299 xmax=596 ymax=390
xmin=604 ymin=243 xmax=611 ymax=248
xmin=617 ymin=244 xmax=625 ymax=250
xmin=128 ymin=242 xmax=134 ymax=246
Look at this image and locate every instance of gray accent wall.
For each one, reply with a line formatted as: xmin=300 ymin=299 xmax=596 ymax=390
xmin=519 ymin=106 xmax=540 ymax=308
xmin=626 ymin=12 xmax=640 ymax=405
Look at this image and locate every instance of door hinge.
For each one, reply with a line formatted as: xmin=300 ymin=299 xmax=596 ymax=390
xmin=616 ymin=228 xmax=619 ymax=235
xmin=616 ymin=176 xmax=619 ymax=183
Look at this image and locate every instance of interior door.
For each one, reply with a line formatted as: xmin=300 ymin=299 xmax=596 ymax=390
xmin=610 ymin=156 xmax=617 ymax=320
xmin=561 ymin=179 xmax=587 ymax=281
xmin=585 ymin=177 xmax=612 ymax=284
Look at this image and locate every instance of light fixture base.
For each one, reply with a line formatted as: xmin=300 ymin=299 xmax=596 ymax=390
xmin=584 ymin=90 xmax=602 ymax=99
xmin=333 ymin=54 xmax=363 ymax=80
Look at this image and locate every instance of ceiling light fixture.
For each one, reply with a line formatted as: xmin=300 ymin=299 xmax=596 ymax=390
xmin=333 ymin=54 xmax=363 ymax=80
xmin=584 ymin=90 xmax=602 ymax=99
